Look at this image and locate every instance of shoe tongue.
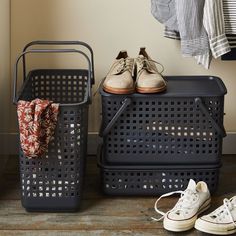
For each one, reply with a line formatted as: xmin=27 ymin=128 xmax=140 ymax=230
xmin=186 ymin=179 xmax=196 ymax=191
xmin=138 ymin=55 xmax=145 ymax=59
xmin=116 ymin=51 xmax=128 ymax=60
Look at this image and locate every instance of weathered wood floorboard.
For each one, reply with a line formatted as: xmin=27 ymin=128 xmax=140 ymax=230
xmin=0 ymin=229 xmax=201 ymax=236
xmin=0 ymin=155 xmax=235 ymax=235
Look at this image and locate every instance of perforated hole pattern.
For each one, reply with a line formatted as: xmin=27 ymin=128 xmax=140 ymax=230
xmin=102 ymin=96 xmax=225 ymax=164
xmin=18 ymin=69 xmax=89 ymax=211
xmin=101 ymin=167 xmax=220 ymax=195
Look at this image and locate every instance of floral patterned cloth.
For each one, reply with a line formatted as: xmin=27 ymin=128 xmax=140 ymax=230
xmin=17 ymin=99 xmax=59 ymax=159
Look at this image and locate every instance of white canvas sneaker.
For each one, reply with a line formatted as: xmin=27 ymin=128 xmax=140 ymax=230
xmin=152 ymin=179 xmax=211 ymax=232
xmin=195 ymin=197 xmax=236 ymax=235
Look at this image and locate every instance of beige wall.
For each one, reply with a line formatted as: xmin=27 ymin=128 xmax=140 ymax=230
xmin=11 ymin=0 xmax=236 ymax=132
xmin=0 ymin=0 xmax=10 ymax=133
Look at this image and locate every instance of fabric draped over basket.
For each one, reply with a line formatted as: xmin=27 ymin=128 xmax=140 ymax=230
xmin=17 ymin=98 xmax=59 ymax=159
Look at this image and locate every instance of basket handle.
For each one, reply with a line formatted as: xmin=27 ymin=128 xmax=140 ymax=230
xmin=99 ymin=97 xmax=226 ymax=138
xmin=195 ymin=97 xmax=226 ymax=137
xmin=13 ymin=49 xmax=92 ymax=105
xmin=22 ymin=40 xmax=95 ymax=85
xmin=99 ymin=98 xmax=132 ymax=137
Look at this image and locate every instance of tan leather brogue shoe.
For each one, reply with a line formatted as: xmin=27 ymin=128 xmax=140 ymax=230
xmin=136 ymin=48 xmax=166 ymax=93
xmin=103 ymin=51 xmax=135 ymax=94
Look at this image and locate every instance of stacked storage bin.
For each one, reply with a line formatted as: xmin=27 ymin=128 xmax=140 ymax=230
xmin=13 ymin=41 xmax=94 ymax=211
xmin=98 ymin=76 xmax=227 ymax=195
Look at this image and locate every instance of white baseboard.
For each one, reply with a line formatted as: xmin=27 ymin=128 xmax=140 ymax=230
xmin=1 ymin=132 xmax=236 ymax=155
xmin=222 ymin=132 xmax=236 ymax=154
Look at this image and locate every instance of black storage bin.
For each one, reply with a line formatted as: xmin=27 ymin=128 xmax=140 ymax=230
xmin=100 ymin=76 xmax=227 ymax=164
xmin=98 ymin=146 xmax=221 ymax=195
xmin=13 ymin=41 xmax=94 ymax=212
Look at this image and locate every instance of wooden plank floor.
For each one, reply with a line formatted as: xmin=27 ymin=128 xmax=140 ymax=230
xmin=0 ymin=155 xmax=236 ymax=236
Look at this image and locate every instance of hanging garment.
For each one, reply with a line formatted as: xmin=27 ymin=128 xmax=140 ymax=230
xmin=164 ymin=27 xmax=180 ymax=40
xmin=151 ymin=0 xmax=178 ymax=31
xmin=203 ymin=0 xmax=230 ymax=58
xmin=195 ymin=0 xmax=230 ymax=67
xmin=222 ymin=0 xmax=236 ymax=60
xmin=17 ymin=98 xmax=59 ymax=159
xmin=151 ymin=0 xmax=209 ymax=57
xmin=151 ymin=0 xmax=230 ymax=68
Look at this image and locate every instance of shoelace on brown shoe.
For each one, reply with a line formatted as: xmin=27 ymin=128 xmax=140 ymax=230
xmin=136 ymin=56 xmax=164 ymax=75
xmin=116 ymin=57 xmax=135 ymax=75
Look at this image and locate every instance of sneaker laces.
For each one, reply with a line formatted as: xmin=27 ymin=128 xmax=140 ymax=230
xmin=210 ymin=198 xmax=236 ymax=226
xmin=151 ymin=189 xmax=199 ymax=221
xmin=136 ymin=56 xmax=164 ymax=75
xmin=93 ymin=58 xmax=135 ymax=96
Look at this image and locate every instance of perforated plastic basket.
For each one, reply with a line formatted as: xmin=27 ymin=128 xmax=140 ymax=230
xmin=98 ymin=146 xmax=221 ymax=195
xmin=13 ymin=41 xmax=94 ymax=212
xmin=100 ymin=76 xmax=227 ymax=165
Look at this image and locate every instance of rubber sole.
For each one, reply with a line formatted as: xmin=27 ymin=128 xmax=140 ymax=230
xmin=136 ymin=85 xmax=167 ymax=94
xmin=103 ymin=85 xmax=135 ymax=95
xmin=163 ymin=198 xmax=211 ymax=232
xmin=103 ymin=85 xmax=167 ymax=94
xmin=195 ymin=220 xmax=236 ymax=235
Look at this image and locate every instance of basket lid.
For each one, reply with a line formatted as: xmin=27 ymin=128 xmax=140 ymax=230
xmin=100 ymin=76 xmax=227 ymax=97
xmin=97 ymin=145 xmax=222 ymax=171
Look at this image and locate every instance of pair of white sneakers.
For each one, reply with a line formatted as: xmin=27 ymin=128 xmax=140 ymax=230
xmin=152 ymin=179 xmax=236 ymax=235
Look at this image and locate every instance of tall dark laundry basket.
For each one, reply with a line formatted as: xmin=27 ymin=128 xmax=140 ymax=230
xmin=13 ymin=41 xmax=94 ymax=212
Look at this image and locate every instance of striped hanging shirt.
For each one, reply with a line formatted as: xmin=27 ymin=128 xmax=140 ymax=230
xmin=154 ymin=0 xmax=231 ymax=68
xmin=223 ymin=0 xmax=236 ymax=49
xmin=196 ymin=0 xmax=231 ymax=68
